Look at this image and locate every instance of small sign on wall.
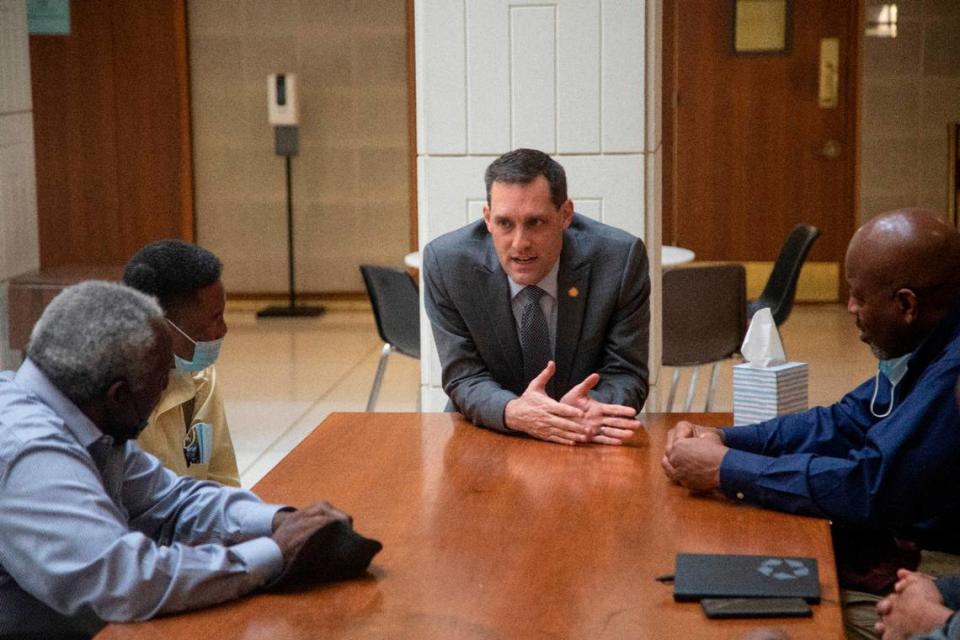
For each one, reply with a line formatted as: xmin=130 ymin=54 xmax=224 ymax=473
xmin=27 ymin=0 xmax=70 ymax=35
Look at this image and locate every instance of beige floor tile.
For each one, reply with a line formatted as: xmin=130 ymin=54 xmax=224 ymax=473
xmin=219 ymin=304 xmax=421 ymax=486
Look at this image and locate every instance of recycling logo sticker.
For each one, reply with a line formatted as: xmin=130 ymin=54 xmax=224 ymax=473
xmin=756 ymin=558 xmax=810 ymax=581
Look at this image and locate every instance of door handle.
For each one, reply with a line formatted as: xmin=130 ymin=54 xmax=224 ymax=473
xmin=819 ymin=38 xmax=840 ymax=109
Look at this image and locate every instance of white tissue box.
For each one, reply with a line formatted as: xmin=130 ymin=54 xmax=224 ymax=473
xmin=733 ymin=362 xmax=808 ymax=425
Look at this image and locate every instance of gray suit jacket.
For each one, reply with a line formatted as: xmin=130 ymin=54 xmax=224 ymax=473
xmin=423 ymin=213 xmax=650 ymax=432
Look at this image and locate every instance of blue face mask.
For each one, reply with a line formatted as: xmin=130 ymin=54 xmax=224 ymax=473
xmin=167 ymin=320 xmax=223 ymax=372
xmin=870 ymin=352 xmax=912 ymax=418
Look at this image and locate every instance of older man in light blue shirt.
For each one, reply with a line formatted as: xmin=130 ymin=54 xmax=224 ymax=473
xmin=0 ymin=281 xmax=353 ymax=638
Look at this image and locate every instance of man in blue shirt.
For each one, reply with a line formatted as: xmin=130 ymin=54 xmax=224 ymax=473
xmin=661 ymin=209 xmax=960 ymax=632
xmin=0 ymin=281 xmax=357 ymax=638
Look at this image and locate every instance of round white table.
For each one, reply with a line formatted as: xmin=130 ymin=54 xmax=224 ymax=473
xmin=404 ymin=245 xmax=695 ymax=270
xmin=661 ymin=245 xmax=696 ymax=266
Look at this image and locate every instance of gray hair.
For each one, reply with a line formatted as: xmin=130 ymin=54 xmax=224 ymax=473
xmin=27 ymin=281 xmax=166 ymax=404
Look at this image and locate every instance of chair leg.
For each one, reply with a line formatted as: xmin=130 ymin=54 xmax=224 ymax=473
xmin=666 ymin=368 xmax=681 ymax=412
xmin=705 ymin=362 xmax=721 ymax=412
xmin=366 ymin=343 xmax=393 ymax=412
xmin=683 ymin=367 xmax=700 ymax=412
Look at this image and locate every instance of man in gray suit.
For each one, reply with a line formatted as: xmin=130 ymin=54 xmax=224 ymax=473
xmin=423 ymin=148 xmax=650 ymax=445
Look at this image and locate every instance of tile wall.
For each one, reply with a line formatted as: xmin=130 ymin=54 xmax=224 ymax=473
xmin=860 ymin=0 xmax=960 ymax=221
xmin=188 ymin=0 xmax=411 ymax=294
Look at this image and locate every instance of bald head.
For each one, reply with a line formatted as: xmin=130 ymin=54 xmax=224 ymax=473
xmin=848 ymin=208 xmax=960 ymax=293
xmin=846 ymin=208 xmax=960 ymax=358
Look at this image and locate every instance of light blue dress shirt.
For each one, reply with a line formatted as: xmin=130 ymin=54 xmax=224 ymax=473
xmin=0 ymin=359 xmax=285 ymax=637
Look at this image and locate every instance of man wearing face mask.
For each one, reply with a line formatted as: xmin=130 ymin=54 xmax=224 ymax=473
xmin=0 ymin=281 xmax=373 ymax=638
xmin=661 ymin=209 xmax=960 ymax=636
xmin=123 ymin=239 xmax=239 ymax=486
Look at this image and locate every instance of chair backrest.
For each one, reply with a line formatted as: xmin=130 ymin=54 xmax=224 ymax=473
xmin=359 ymin=265 xmax=421 ymax=359
xmin=750 ymin=224 xmax=821 ymax=326
xmin=662 ymin=264 xmax=746 ymax=367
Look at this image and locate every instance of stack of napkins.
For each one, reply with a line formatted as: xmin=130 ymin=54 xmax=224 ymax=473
xmin=732 ymin=308 xmax=808 ymax=425
xmin=733 ymin=362 xmax=808 ymax=425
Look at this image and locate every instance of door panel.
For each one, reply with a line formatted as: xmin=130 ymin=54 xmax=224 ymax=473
xmin=30 ymin=0 xmax=192 ymax=268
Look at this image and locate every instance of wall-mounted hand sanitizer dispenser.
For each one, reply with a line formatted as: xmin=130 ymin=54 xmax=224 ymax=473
xmin=267 ymin=73 xmax=298 ymax=126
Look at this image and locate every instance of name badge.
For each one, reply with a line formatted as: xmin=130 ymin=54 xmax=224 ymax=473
xmin=183 ymin=422 xmax=213 ymax=466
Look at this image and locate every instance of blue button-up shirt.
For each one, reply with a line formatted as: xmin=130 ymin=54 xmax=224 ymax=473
xmin=0 ymin=360 xmax=285 ymax=637
xmin=719 ymin=305 xmax=960 ymax=548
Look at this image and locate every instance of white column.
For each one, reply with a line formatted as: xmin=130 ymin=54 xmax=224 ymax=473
xmin=415 ymin=0 xmax=662 ymax=411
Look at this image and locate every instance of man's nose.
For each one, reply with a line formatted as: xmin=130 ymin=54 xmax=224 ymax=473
xmin=511 ymin=227 xmax=531 ymax=250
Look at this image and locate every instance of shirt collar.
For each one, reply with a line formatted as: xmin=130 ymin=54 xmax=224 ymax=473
xmin=151 ymin=368 xmax=198 ymax=417
xmin=508 ymin=259 xmax=560 ymax=301
xmin=14 ymin=358 xmax=107 ymax=449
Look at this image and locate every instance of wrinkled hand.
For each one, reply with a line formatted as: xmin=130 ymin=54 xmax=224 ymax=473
xmin=271 ymin=501 xmax=352 ymax=567
xmin=875 ymin=569 xmax=952 ymax=640
xmin=892 ymin=569 xmax=944 ymax=603
xmin=504 ymin=361 xmax=589 ymax=445
xmin=661 ymin=436 xmax=727 ymax=492
xmin=665 ymin=420 xmax=724 ymax=456
xmin=559 ymin=373 xmax=642 ymax=445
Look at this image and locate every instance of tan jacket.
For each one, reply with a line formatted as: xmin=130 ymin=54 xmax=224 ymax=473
xmin=137 ymin=366 xmax=240 ymax=487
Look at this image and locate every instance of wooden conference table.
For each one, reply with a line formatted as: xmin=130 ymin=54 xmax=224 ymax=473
xmin=98 ymin=413 xmax=841 ymax=639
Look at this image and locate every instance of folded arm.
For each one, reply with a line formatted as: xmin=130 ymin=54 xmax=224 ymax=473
xmin=587 ymin=237 xmax=650 ymax=411
xmin=721 ymin=378 xmax=877 ymax=457
xmin=719 ymin=366 xmax=960 ymax=526
xmin=423 ymin=245 xmax=518 ymax=431
xmin=0 ymin=444 xmax=284 ymax=623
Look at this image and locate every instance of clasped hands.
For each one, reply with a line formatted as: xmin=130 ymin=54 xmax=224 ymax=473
xmin=504 ymin=361 xmax=641 ymax=445
xmin=874 ymin=569 xmax=953 ymax=640
xmin=270 ymin=501 xmax=350 ymax=578
xmin=660 ymin=420 xmax=728 ymax=492
xmin=269 ymin=501 xmax=382 ymax=589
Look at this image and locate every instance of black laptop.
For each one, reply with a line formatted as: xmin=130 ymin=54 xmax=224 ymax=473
xmin=673 ymin=553 xmax=820 ymax=603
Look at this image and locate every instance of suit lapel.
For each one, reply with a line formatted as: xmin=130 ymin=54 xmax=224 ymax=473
xmin=555 ymin=233 xmax=590 ymax=395
xmin=478 ymin=240 xmax=524 ymax=391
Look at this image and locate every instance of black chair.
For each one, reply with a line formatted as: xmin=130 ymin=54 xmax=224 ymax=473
xmin=360 ymin=265 xmax=421 ymax=411
xmin=662 ymin=264 xmax=746 ymax=411
xmin=747 ymin=224 xmax=821 ymax=326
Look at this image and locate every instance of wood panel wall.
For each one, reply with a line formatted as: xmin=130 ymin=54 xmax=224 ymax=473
xmin=29 ymin=0 xmax=192 ymax=268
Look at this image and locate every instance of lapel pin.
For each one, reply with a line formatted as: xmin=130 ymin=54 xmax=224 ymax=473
xmin=568 ymin=287 xmax=579 ymax=298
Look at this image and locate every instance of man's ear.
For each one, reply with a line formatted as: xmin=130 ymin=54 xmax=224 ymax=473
xmin=482 ymin=205 xmax=494 ymax=233
xmin=559 ymin=199 xmax=574 ymax=230
xmin=894 ymin=288 xmax=920 ymax=324
xmin=105 ymin=379 xmax=130 ymax=407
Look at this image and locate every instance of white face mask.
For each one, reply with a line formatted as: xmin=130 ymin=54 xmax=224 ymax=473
xmin=869 ymin=352 xmax=912 ymax=418
xmin=166 ymin=319 xmax=223 ymax=372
